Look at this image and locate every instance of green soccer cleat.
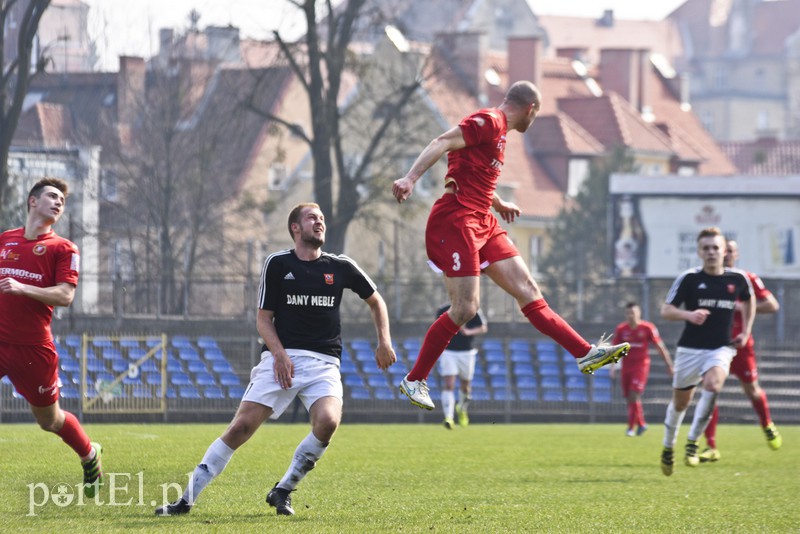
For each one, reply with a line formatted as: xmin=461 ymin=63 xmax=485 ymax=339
xmin=699 ymin=447 xmax=721 ymax=462
xmin=577 ymin=335 xmax=630 ymax=375
xmin=684 ymin=439 xmax=700 ymax=467
xmin=81 ymin=442 xmax=104 ymax=498
xmin=763 ymin=423 xmax=782 ymax=450
xmin=455 ymin=402 xmax=469 ymax=427
xmin=661 ymin=447 xmax=674 ymax=476
xmin=443 ymin=418 xmax=455 ymax=430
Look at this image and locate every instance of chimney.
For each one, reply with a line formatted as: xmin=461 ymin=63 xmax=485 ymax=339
xmin=599 ymin=48 xmax=650 ymax=113
xmin=117 ymin=56 xmax=146 ymax=126
xmin=507 ymin=36 xmax=542 ymax=90
xmin=556 ymin=47 xmax=588 ymax=62
xmin=598 ymin=9 xmax=614 ymax=27
xmin=434 ymin=31 xmax=487 ymax=100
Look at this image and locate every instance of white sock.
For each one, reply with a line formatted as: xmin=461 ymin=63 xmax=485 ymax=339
xmin=457 ymin=389 xmax=470 ymax=411
xmin=278 ymin=432 xmax=328 ymax=491
xmin=183 ymin=438 xmax=235 ymax=505
xmin=688 ymin=390 xmax=718 ymax=441
xmin=441 ymin=390 xmax=455 ymax=419
xmin=663 ymin=401 xmax=687 ymax=448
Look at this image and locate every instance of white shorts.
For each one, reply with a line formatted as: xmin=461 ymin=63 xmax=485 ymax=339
xmin=242 ymin=352 xmax=343 ymax=420
xmin=672 ymin=346 xmax=736 ymax=390
xmin=438 ymin=349 xmax=477 ymax=380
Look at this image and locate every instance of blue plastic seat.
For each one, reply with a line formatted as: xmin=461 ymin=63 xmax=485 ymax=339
xmin=517 ymin=387 xmax=538 ymax=401
xmin=128 ymin=348 xmax=147 ymax=361
xmin=132 ymin=386 xmax=152 ymax=399
xmin=349 ymin=386 xmax=371 ymax=400
xmin=166 ymin=359 xmax=183 ymax=373
xmin=203 ymin=386 xmax=226 ymax=399
xmin=485 ymin=350 xmax=506 ymax=363
xmin=471 ymin=388 xmax=491 ymax=401
xmin=343 ymin=374 xmax=365 ymax=388
xmin=354 ymin=350 xmax=374 ymax=362
xmin=471 ymin=375 xmax=487 ymax=388
xmin=490 ymin=375 xmax=508 ymax=389
xmin=120 ymin=337 xmax=141 ymax=349
xmin=366 ymin=375 xmax=388 ymax=388
xmin=179 ymin=385 xmax=202 ymax=399
xmin=102 ymin=348 xmax=123 ymax=361
xmin=178 ymin=347 xmax=200 ymax=361
xmin=197 ymin=336 xmax=219 ymax=349
xmin=508 ymin=339 xmax=531 ymax=351
xmin=593 ymin=376 xmax=612 ymax=390
xmin=513 ymin=363 xmax=536 ymax=376
xmin=86 ymin=359 xmax=107 ymax=373
xmin=145 ymin=336 xmax=164 ymax=348
xmin=227 ymin=385 xmax=245 ymax=399
xmin=481 ymin=338 xmax=504 ymax=351
xmin=540 ymin=376 xmax=562 ymax=389
xmin=170 ymin=372 xmax=192 ymax=386
xmin=187 ymin=361 xmax=208 ymax=374
xmin=211 ymin=361 xmax=234 ymax=374
xmin=539 ymin=363 xmax=561 ymax=377
xmin=60 ymin=360 xmax=81 ymax=373
xmin=493 ymin=389 xmax=514 ymax=401
xmin=219 ymin=373 xmax=240 ymax=386
xmin=144 ymin=373 xmax=162 ymax=386
xmin=567 ymin=389 xmax=589 ymax=402
xmin=350 ymin=339 xmax=372 ymax=352
xmin=487 ymin=363 xmax=506 ymax=376
xmin=373 ymin=387 xmax=395 ymax=400
xmin=60 ymin=385 xmax=80 ymax=399
xmin=592 ymin=389 xmax=613 ymax=402
xmin=510 ymin=350 xmax=532 ymax=363
xmin=203 ymin=348 xmax=226 ymax=361
xmin=537 ymin=351 xmax=559 ymax=364
xmin=340 ymin=361 xmax=359 ymax=374
xmin=402 ymin=338 xmax=422 ymax=352
xmin=65 ymin=335 xmax=82 ymax=348
xmin=542 ymin=389 xmax=564 ymax=401
xmin=515 ymin=375 xmax=537 ymax=388
xmin=92 ymin=336 xmax=114 ymax=348
xmin=139 ymin=359 xmax=159 ymax=373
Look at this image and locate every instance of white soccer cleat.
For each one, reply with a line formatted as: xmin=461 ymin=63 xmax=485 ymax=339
xmin=399 ymin=374 xmax=434 ymax=410
xmin=577 ymin=334 xmax=630 ymax=375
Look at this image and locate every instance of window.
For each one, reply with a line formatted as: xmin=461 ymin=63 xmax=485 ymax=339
xmin=567 ymin=158 xmax=589 ymax=197
xmin=268 ymin=163 xmax=287 ymax=191
xmin=700 ymin=110 xmax=715 ymax=135
xmin=529 ymin=235 xmax=542 ymax=276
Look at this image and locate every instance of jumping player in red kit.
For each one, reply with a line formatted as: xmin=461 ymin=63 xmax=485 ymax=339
xmin=699 ymin=239 xmax=782 ymax=462
xmin=0 ymin=177 xmax=103 ymax=496
xmin=392 ymin=80 xmax=629 ymax=410
xmin=610 ymin=302 xmax=673 ymax=437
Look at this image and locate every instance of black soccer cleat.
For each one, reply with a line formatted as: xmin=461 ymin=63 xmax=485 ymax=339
xmin=266 ymin=483 xmax=295 ymax=515
xmin=155 ymin=498 xmax=192 ymax=516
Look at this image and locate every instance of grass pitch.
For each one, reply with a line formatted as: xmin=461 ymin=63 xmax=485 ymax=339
xmin=1 ymin=422 xmax=797 ymax=532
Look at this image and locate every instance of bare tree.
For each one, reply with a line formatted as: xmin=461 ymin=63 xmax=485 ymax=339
xmin=0 ymin=0 xmax=51 ymax=225
xmin=245 ymin=0 xmax=425 ymax=254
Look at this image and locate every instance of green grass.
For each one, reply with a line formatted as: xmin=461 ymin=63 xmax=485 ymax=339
xmin=1 ymin=422 xmax=798 ymax=532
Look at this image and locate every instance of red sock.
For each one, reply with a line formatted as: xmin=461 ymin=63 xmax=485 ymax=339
xmin=750 ymin=390 xmax=772 ymax=427
xmin=635 ymin=400 xmax=646 ymax=427
xmin=626 ymin=402 xmax=636 ymax=430
xmin=407 ymin=312 xmax=461 ymax=381
xmin=56 ymin=411 xmax=92 ymax=458
xmin=521 ymin=299 xmax=591 ymax=358
xmin=704 ymin=405 xmax=718 ymax=449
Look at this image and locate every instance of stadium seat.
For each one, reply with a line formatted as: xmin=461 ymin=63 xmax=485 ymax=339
xmin=132 ymin=386 xmax=152 ymax=399
xmin=340 ymin=360 xmax=359 ymax=374
xmin=481 ymin=338 xmax=503 ymax=351
xmin=535 ymin=340 xmax=557 ymax=353
xmin=542 ymin=389 xmax=564 ymax=402
xmin=227 ymin=386 xmax=245 ymax=399
xmin=508 ymin=339 xmax=531 ymax=351
xmin=102 ymin=348 xmax=123 ymax=361
xmin=490 ymin=375 xmax=508 ymax=389
xmin=593 ymin=376 xmax=612 ymax=390
xmin=517 ymin=387 xmax=538 ymax=401
xmin=537 ymin=351 xmax=559 ymax=364
xmin=86 ymin=359 xmax=107 ymax=373
xmin=197 ymin=336 xmax=219 ymax=349
xmin=592 ymin=389 xmax=613 ymax=402
xmin=349 ymin=386 xmax=371 ymax=400
xmin=187 ymin=361 xmax=208 ymax=374
xmin=210 ymin=361 xmax=234 ymax=374
xmin=60 ymin=385 xmax=80 ymax=399
xmin=567 ymin=390 xmax=589 ymax=402
xmin=513 ymin=363 xmax=535 ymax=377
xmin=471 ymin=388 xmax=491 ymax=401
xmin=564 ymin=362 xmax=584 ymax=376
xmin=171 ymin=336 xmax=193 ymax=349
xmin=128 ymin=348 xmax=147 ymax=361
xmin=515 ymin=375 xmax=537 ymax=389
xmin=539 ymin=363 xmax=561 ymax=377
xmin=510 ymin=350 xmax=532 ymax=363
xmin=179 ymin=386 xmax=202 ymax=399
xmin=487 ymin=363 xmax=506 ymax=376
xmin=203 ymin=348 xmax=226 ymax=361
xmin=540 ymin=376 xmax=562 ymax=389
xmin=170 ymin=373 xmax=192 ymax=386
xmin=139 ymin=359 xmax=159 ymax=373
xmin=402 ymin=338 xmax=422 ymax=352
xmin=60 ymin=360 xmax=81 ymax=373
xmin=566 ymin=376 xmax=585 ymax=389
xmin=354 ymin=350 xmax=374 ymax=363
xmin=485 ymin=350 xmax=505 ymax=363
xmin=471 ymin=375 xmax=487 ymax=388
xmin=166 ymin=387 xmax=177 ymax=399
xmin=144 ymin=373 xmax=162 ymax=386
xmin=65 ymin=334 xmax=82 ymax=348
xmin=350 ymin=339 xmax=372 ymax=352
xmin=166 ymin=359 xmax=184 ymax=373
xmin=493 ymin=389 xmax=514 ymax=401
xmin=92 ymin=336 xmax=114 ymax=349
xmin=219 ymin=373 xmax=240 ymax=387
xmin=366 ymin=375 xmax=389 ymax=388
xmin=203 ymin=386 xmax=226 ymax=399
xmin=145 ymin=336 xmax=164 ymax=348
xmin=178 ymin=347 xmax=201 ymax=361
xmin=343 ymin=374 xmax=365 ymax=388
xmin=373 ymin=387 xmax=395 ymax=400
xmin=194 ymin=372 xmax=217 ymax=386
xmin=120 ymin=337 xmax=141 ymax=349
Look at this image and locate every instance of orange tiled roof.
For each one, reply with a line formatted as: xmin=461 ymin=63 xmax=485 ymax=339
xmin=720 ymin=138 xmax=800 ymax=175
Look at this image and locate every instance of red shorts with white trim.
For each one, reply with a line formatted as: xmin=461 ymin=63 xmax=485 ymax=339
xmin=621 ymin=360 xmax=650 ymax=397
xmin=424 ymin=194 xmax=518 ymax=277
xmin=729 ymin=343 xmax=758 ymax=384
xmin=0 ymin=340 xmax=60 ymax=407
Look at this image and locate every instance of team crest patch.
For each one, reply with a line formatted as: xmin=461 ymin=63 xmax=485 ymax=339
xmin=33 ymin=244 xmax=47 ymax=255
xmin=324 ymin=274 xmax=334 ymax=285
xmin=727 ymin=284 xmax=736 ymax=294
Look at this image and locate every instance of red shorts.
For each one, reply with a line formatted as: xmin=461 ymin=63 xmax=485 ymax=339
xmin=0 ymin=340 xmax=60 ymax=407
xmin=425 ymin=194 xmax=518 ymax=277
xmin=728 ymin=343 xmax=758 ymax=383
xmin=621 ymin=360 xmax=650 ymax=397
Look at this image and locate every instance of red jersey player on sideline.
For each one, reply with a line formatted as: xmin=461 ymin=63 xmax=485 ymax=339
xmin=392 ymin=80 xmax=629 ymax=411
xmin=699 ymin=239 xmax=782 ymax=462
xmin=610 ymin=302 xmax=673 ymax=437
xmin=0 ymin=177 xmax=103 ymax=497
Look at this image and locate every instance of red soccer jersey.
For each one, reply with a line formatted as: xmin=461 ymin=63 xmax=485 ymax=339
xmin=446 ymin=108 xmax=507 ymax=212
xmin=732 ymin=271 xmax=771 ymax=338
xmin=0 ymin=228 xmax=80 ymax=345
xmin=612 ymin=321 xmax=662 ymax=368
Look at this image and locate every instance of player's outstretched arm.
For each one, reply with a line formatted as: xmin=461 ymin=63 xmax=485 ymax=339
xmin=392 ymin=126 xmax=465 ymax=204
xmin=0 ymin=278 xmax=75 ymax=307
xmin=364 ymin=292 xmax=396 ymax=370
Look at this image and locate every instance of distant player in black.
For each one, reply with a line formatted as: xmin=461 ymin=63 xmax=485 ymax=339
xmin=658 ymin=227 xmax=754 ymax=476
xmin=436 ymin=304 xmax=487 ymax=429
xmin=157 ymin=202 xmax=396 ymax=516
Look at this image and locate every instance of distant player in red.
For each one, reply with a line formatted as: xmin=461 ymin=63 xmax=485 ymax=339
xmin=700 ymin=240 xmax=781 ymax=462
xmin=0 ymin=177 xmax=103 ymax=497
xmin=392 ymin=80 xmax=629 ymax=410
xmin=610 ymin=302 xmax=673 ymax=437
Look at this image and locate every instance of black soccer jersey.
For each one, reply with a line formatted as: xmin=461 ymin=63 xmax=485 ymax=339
xmin=665 ymin=267 xmax=752 ymax=349
xmin=258 ymin=250 xmax=376 ymax=359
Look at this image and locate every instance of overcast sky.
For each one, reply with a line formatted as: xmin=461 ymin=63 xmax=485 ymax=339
xmin=82 ymin=0 xmax=687 ymax=71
